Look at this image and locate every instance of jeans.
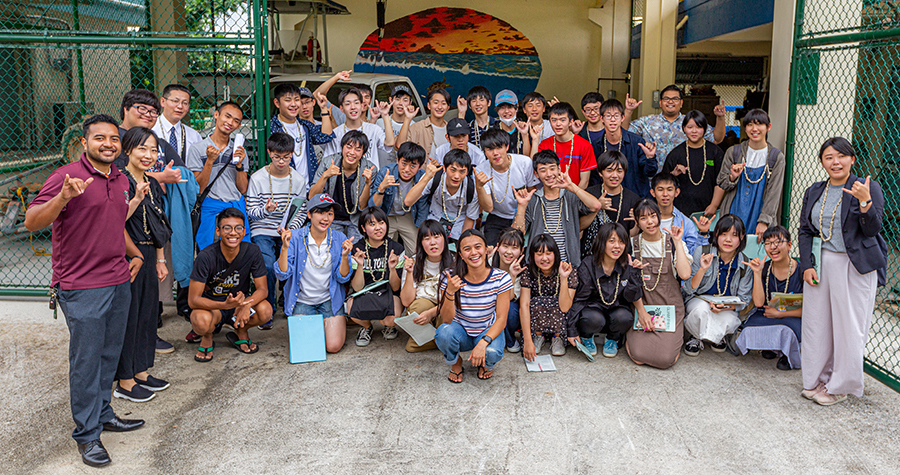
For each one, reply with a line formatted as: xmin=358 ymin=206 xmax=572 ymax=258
xmin=504 ymin=300 xmax=521 ymax=347
xmin=435 ymin=321 xmax=505 ymax=370
xmin=292 ymin=299 xmax=337 ymax=319
xmin=251 ymin=234 xmax=281 ymax=312
xmin=57 ymin=282 xmax=131 ymax=443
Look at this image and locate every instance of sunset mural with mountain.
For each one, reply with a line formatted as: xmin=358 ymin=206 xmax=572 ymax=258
xmin=354 ymin=7 xmax=542 ymax=111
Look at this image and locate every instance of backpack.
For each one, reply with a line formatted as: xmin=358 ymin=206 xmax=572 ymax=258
xmin=424 ymin=169 xmax=476 ymax=212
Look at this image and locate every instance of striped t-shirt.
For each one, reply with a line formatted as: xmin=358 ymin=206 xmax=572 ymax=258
xmin=541 ymin=196 xmax=568 ymax=263
xmin=246 ymin=167 xmax=307 ymax=237
xmin=440 ymin=268 xmax=513 ymax=336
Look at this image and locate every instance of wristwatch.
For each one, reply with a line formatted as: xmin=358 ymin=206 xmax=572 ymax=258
xmin=482 ymin=335 xmax=493 ymax=345
xmin=859 ymin=199 xmax=870 ymax=209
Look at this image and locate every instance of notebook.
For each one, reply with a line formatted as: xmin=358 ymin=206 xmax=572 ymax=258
xmin=769 ymin=292 xmax=802 ymax=311
xmin=287 ymin=314 xmax=326 ymax=364
xmin=632 ymin=305 xmax=676 ymax=332
xmin=524 ymin=354 xmax=557 ymax=372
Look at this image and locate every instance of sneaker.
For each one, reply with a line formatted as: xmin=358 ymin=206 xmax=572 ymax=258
xmin=113 ymin=383 xmax=155 ymax=403
xmin=382 ymin=325 xmax=399 ymax=340
xmin=155 ymin=337 xmax=174 ymax=354
xmin=710 ymin=340 xmax=728 ymax=353
xmin=684 ymin=338 xmax=703 ymax=356
xmin=550 ymin=336 xmax=566 ymax=356
xmin=185 ymin=330 xmax=201 ymax=344
xmin=136 ymin=374 xmax=170 ymax=392
xmin=356 ymin=326 xmax=373 ymax=347
xmin=507 ymin=340 xmax=522 ymax=353
xmin=532 ymin=334 xmax=545 ymax=354
xmin=776 ymin=355 xmax=792 ymax=371
xmin=580 ymin=336 xmax=597 ymax=356
xmin=258 ymin=318 xmax=273 ymax=331
xmin=602 ymin=338 xmax=618 ymax=358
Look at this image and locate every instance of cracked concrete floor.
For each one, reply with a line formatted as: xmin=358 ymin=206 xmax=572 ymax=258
xmin=3 ymin=300 xmax=900 ymax=474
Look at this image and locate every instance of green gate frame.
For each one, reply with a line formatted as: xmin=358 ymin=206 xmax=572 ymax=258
xmin=783 ymin=0 xmax=900 ymax=394
xmin=0 ymin=0 xmax=270 ymax=297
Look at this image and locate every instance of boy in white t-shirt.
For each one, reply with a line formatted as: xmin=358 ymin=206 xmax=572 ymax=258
xmin=476 ymin=128 xmax=539 ymax=246
xmin=323 ymin=87 xmax=395 ymax=168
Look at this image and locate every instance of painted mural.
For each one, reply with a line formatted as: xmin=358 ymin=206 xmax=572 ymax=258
xmin=353 ymin=7 xmax=542 ymax=110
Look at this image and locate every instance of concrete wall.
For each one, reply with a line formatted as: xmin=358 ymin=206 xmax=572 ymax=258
xmin=280 ymin=0 xmax=606 ymax=108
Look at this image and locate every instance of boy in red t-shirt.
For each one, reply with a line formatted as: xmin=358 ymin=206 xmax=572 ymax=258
xmin=537 ymin=102 xmax=596 ymax=189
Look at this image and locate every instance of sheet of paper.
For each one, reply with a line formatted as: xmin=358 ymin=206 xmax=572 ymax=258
xmin=524 ymin=354 xmax=557 ymax=372
xmin=393 ymin=313 xmax=436 ymax=346
xmin=744 ymin=234 xmax=767 ymax=262
xmin=287 ymin=314 xmax=326 ymax=364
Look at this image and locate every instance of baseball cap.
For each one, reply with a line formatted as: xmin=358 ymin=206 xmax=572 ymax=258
xmin=297 ymin=87 xmax=314 ymax=99
xmin=391 ymin=84 xmax=412 ymax=98
xmin=446 ymin=118 xmax=471 ymax=136
xmin=308 ymin=193 xmax=342 ymax=213
xmin=495 ymin=89 xmax=518 ymax=107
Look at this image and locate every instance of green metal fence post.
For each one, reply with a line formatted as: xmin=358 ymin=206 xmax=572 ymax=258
xmin=70 ymin=0 xmax=87 ymax=117
xmin=780 ymin=0 xmax=805 ymax=227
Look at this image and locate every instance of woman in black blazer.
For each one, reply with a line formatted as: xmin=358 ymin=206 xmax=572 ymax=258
xmin=798 ymin=137 xmax=887 ymax=406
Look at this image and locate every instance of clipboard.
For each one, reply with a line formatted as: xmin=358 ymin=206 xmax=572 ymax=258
xmin=287 ymin=314 xmax=326 ymax=363
xmin=394 ymin=312 xmax=436 ymax=346
xmin=279 ymin=197 xmax=306 ymax=230
xmin=743 ymin=234 xmax=767 ymax=262
xmin=348 ymin=279 xmax=389 ymax=299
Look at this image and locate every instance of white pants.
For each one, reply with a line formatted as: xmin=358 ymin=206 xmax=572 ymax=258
xmin=684 ymin=297 xmax=741 ymax=344
xmin=802 ymin=250 xmax=877 ymax=397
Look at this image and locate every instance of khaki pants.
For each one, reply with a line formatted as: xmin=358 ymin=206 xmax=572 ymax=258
xmin=388 ymin=213 xmax=418 ymax=257
xmin=404 ymin=298 xmax=439 ymax=352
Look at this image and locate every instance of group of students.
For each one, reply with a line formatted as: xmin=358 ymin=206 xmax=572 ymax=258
xmin=29 ymin=76 xmax=889 ymax=467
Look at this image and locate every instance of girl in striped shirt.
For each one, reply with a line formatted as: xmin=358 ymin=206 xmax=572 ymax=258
xmin=436 ymin=229 xmax=513 ymax=382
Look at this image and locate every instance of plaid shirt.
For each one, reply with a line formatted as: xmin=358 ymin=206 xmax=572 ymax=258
xmin=629 ymin=112 xmax=714 ymax=169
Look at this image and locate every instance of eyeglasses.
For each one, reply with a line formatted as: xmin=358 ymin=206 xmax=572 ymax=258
xmin=270 ymin=153 xmax=292 ymax=162
xmin=660 ymin=97 xmax=682 ymax=103
xmin=764 ymin=240 xmax=788 ymax=248
xmin=583 ymin=107 xmax=601 ymax=114
xmin=133 ymin=104 xmax=159 ymax=118
xmin=164 ymin=97 xmax=190 ymax=107
xmin=602 ymin=113 xmax=622 ymax=120
xmin=219 ymin=225 xmax=245 ymax=233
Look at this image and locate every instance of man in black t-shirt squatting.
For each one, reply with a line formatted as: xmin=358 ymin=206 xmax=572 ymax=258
xmin=188 ymin=207 xmax=272 ymax=362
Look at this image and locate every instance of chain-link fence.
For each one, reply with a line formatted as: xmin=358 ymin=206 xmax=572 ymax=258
xmin=0 ymin=0 xmax=269 ymax=294
xmin=784 ymin=0 xmax=900 ymax=392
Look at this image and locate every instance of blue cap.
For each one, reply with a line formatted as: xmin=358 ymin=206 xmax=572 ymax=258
xmin=308 ymin=193 xmax=342 ymax=212
xmin=495 ymin=89 xmax=518 ymax=107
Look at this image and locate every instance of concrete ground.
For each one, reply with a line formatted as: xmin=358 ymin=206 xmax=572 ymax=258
xmin=3 ymin=300 xmax=900 ymax=475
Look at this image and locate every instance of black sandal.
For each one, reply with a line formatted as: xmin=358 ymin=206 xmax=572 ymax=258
xmin=226 ymin=331 xmax=259 ymax=354
xmin=194 ymin=343 xmax=214 ymax=363
xmin=447 ymin=368 xmax=464 ymax=384
xmin=477 ymin=366 xmax=493 ymax=380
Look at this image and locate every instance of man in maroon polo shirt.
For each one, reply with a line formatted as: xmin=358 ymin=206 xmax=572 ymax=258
xmin=26 ymin=114 xmax=147 ymax=468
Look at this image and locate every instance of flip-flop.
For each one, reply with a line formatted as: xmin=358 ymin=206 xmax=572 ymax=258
xmin=447 ymin=368 xmax=464 ymax=384
xmin=574 ymin=340 xmax=596 ymax=362
xmin=477 ymin=366 xmax=493 ymax=380
xmin=226 ymin=331 xmax=259 ymax=354
xmin=194 ymin=343 xmax=214 ymax=363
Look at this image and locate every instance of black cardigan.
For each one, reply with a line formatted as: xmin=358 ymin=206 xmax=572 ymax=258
xmin=797 ymin=173 xmax=887 ymax=286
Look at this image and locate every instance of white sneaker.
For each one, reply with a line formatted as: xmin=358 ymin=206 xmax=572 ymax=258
xmin=550 ymin=336 xmax=566 ymax=356
xmin=532 ymin=334 xmax=545 ymax=354
xmin=356 ymin=327 xmax=373 ymax=347
xmin=382 ymin=325 xmax=399 ymax=340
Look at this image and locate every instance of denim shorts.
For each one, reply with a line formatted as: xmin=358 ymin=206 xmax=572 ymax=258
xmin=292 ymin=299 xmax=338 ymax=319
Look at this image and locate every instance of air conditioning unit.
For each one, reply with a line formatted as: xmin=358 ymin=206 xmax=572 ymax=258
xmin=53 ymin=101 xmax=94 ymax=142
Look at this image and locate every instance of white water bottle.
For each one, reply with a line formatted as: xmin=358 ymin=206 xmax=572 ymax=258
xmin=232 ymin=133 xmax=245 ymax=164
